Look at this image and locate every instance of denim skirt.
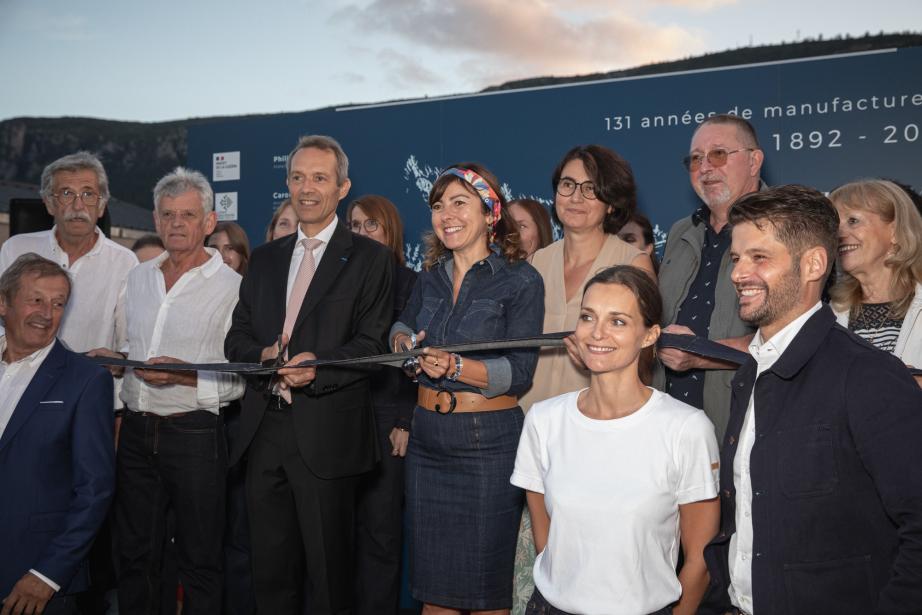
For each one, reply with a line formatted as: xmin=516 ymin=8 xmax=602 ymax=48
xmin=406 ymin=405 xmax=525 ymax=610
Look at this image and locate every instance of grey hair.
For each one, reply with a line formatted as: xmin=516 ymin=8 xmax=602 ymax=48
xmin=286 ymin=135 xmax=349 ymax=186
xmin=153 ymin=167 xmax=214 ymax=213
xmin=39 ymin=151 xmax=110 ymax=204
xmin=0 ymin=253 xmax=71 ymax=305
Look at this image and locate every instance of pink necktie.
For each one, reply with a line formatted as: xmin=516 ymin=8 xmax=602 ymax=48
xmin=278 ymin=237 xmax=322 ymax=402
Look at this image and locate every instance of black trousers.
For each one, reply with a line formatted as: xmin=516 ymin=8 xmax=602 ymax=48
xmin=246 ymin=405 xmax=359 ymax=615
xmin=115 ymin=410 xmax=227 ymax=615
xmin=223 ymin=401 xmax=257 ymax=615
xmin=525 ymin=587 xmax=674 ymax=615
xmin=353 ymin=408 xmax=405 ymax=615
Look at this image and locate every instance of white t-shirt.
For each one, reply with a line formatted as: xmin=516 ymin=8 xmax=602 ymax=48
xmin=511 ymin=387 xmax=719 ymax=615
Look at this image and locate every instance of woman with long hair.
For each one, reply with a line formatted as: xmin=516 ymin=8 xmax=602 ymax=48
xmin=391 ymin=163 xmax=544 ymax=615
xmin=346 ymin=194 xmax=418 ymax=614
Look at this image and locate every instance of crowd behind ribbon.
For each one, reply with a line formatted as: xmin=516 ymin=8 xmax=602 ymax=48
xmin=0 ymin=115 xmax=921 ymax=615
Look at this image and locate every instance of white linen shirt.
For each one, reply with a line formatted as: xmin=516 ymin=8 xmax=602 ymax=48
xmin=729 ymin=301 xmax=822 ymax=614
xmin=119 ymin=248 xmax=244 ymax=416
xmin=0 ymin=227 xmax=137 ymax=352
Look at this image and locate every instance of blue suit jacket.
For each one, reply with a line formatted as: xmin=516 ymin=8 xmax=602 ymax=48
xmin=0 ymin=340 xmax=115 ymax=597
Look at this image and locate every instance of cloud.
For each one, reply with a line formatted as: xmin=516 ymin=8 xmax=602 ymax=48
xmin=335 ymin=0 xmax=707 ymax=89
xmin=377 ymin=49 xmax=444 ymax=88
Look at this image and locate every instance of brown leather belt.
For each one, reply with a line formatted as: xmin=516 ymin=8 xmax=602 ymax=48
xmin=417 ymin=387 xmax=517 ymax=414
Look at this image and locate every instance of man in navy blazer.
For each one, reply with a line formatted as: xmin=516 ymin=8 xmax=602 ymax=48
xmin=703 ymin=186 xmax=922 ymax=614
xmin=0 ymin=253 xmax=115 ymax=615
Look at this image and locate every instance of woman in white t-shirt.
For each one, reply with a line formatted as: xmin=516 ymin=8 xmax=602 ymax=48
xmin=511 ymin=265 xmax=720 ymax=615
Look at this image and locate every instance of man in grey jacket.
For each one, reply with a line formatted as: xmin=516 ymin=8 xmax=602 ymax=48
xmin=654 ymin=114 xmax=764 ymax=440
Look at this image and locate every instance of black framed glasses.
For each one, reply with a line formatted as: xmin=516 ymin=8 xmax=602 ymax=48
xmin=683 ymin=148 xmax=754 ymax=172
xmin=53 ymin=189 xmax=101 ymax=207
xmin=349 ymin=218 xmax=379 ymax=233
xmin=556 ymin=178 xmax=597 ymax=200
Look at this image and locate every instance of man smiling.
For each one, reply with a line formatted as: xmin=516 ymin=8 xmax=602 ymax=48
xmin=704 ymin=185 xmax=922 ymax=614
xmin=655 ymin=115 xmax=765 ymax=440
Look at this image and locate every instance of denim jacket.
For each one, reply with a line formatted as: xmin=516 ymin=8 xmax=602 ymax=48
xmin=392 ymin=250 xmax=544 ymax=398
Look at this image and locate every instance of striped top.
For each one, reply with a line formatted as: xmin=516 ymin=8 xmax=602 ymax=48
xmin=849 ymin=302 xmax=903 ymax=353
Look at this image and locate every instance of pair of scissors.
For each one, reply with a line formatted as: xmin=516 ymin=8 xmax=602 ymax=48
xmin=270 ymin=334 xmax=289 ymax=406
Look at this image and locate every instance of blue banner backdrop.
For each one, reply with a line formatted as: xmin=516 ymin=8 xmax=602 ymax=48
xmin=188 ymin=47 xmax=922 ymax=268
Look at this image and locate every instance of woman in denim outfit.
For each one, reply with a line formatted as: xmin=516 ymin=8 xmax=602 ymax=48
xmin=391 ymin=163 xmax=544 ymax=615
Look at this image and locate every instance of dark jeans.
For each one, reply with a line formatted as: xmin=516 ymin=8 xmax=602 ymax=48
xmin=116 ymin=410 xmax=227 ymax=615
xmin=354 ymin=408 xmax=405 ymax=615
xmin=525 ymin=588 xmax=674 ymax=615
xmin=223 ymin=401 xmax=257 ymax=615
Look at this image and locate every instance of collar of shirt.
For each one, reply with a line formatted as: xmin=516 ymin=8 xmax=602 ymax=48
xmin=295 ymin=215 xmax=338 ymax=246
xmin=749 ymin=301 xmax=823 ymax=373
xmin=48 ymin=225 xmax=104 ymax=260
xmin=0 ymin=335 xmax=56 ymax=369
xmin=437 ymin=247 xmax=504 ymax=278
xmin=152 ymin=247 xmax=225 ymax=279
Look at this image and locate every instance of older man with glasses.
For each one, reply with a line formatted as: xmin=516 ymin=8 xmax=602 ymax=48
xmin=653 ymin=115 xmax=766 ymax=441
xmin=0 ymin=152 xmax=138 ymax=364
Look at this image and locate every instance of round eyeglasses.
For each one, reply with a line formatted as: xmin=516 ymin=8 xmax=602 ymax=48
xmin=556 ymin=178 xmax=597 ymax=200
xmin=349 ymin=218 xmax=380 ymax=233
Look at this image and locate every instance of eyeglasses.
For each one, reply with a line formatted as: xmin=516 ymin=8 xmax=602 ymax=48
xmin=53 ymin=189 xmax=101 ymax=207
xmin=683 ymin=148 xmax=754 ymax=172
xmin=349 ymin=218 xmax=379 ymax=233
xmin=556 ymin=178 xmax=597 ymax=200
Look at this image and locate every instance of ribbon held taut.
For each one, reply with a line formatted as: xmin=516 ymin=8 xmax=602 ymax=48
xmin=87 ymin=333 xmax=921 ymax=377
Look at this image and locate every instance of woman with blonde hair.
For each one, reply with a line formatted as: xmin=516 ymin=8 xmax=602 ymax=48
xmin=829 ymin=179 xmax=922 ymax=382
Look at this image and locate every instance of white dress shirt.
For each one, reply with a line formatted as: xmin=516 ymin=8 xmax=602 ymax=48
xmin=0 ymin=336 xmax=55 ymax=440
xmin=0 ymin=336 xmax=62 ymax=591
xmin=0 ymin=227 xmax=138 ymax=352
xmin=0 ymin=227 xmax=138 ymax=409
xmin=729 ymin=301 xmax=822 ymax=613
xmin=119 ymin=249 xmax=244 ymax=416
xmin=285 ymin=216 xmax=338 ymax=303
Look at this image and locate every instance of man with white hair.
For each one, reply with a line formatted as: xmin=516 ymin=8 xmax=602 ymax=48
xmin=0 ymin=151 xmax=138 ymax=358
xmin=96 ymin=167 xmax=244 ymax=615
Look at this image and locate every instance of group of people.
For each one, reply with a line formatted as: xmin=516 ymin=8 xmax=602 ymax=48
xmin=0 ymin=114 xmax=920 ymax=615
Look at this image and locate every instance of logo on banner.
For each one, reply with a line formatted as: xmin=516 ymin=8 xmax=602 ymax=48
xmin=213 ymin=151 xmax=241 ymax=181
xmin=215 ymin=192 xmax=238 ymax=221
xmin=272 ymin=154 xmax=288 ymax=170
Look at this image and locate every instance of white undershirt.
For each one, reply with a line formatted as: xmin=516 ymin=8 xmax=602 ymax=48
xmin=729 ymin=301 xmax=822 ymax=613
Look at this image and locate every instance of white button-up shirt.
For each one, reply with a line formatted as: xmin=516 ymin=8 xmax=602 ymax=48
xmin=0 ymin=227 xmax=138 ymax=352
xmin=119 ymin=248 xmax=244 ymax=416
xmin=0 ymin=336 xmax=55 ymax=440
xmin=729 ymin=301 xmax=822 ymax=613
xmin=0 ymin=227 xmax=138 ymax=409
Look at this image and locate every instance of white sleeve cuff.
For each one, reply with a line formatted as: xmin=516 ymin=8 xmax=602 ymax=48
xmin=29 ymin=569 xmax=60 ymax=593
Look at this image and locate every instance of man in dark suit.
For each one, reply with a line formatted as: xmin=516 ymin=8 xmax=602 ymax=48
xmin=225 ymin=135 xmax=393 ymax=615
xmin=0 ymin=253 xmax=115 ymax=615
xmin=703 ymin=185 xmax=922 ymax=614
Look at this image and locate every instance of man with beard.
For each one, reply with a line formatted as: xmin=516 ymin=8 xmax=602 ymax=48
xmin=654 ymin=115 xmax=764 ymax=440
xmin=703 ymin=185 xmax=922 ymax=614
